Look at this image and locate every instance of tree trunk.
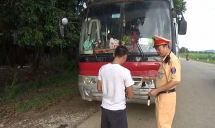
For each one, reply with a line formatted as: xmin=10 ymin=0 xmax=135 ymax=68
xmin=19 ymin=46 xmax=25 ymax=68
xmin=0 ymin=42 xmax=7 ymax=66
xmin=9 ymin=42 xmax=16 ymax=68
xmin=32 ymin=46 xmax=41 ymax=72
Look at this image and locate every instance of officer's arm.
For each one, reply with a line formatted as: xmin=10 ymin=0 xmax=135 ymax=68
xmin=97 ymin=80 xmax=102 ymax=92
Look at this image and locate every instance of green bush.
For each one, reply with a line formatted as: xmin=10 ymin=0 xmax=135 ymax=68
xmin=42 ymin=55 xmax=78 ymax=72
xmin=52 ymin=55 xmax=78 ymax=71
xmin=180 ymin=53 xmax=215 ymax=63
xmin=12 ymin=72 xmax=19 ymax=86
xmin=0 ymin=71 xmax=78 ymax=105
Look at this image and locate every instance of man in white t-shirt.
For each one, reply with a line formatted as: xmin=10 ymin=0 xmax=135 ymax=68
xmin=97 ymin=45 xmax=134 ymax=128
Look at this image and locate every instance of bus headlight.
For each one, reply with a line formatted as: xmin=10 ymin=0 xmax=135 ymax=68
xmin=84 ymin=88 xmax=91 ymax=96
xmin=91 ymin=77 xmax=97 ymax=84
xmin=84 ymin=77 xmax=91 ymax=84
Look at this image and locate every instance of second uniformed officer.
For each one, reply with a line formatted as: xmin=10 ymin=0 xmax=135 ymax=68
xmin=142 ymin=35 xmax=181 ymax=128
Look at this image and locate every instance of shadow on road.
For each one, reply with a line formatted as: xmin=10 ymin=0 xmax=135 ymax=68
xmin=126 ymin=103 xmax=157 ymax=128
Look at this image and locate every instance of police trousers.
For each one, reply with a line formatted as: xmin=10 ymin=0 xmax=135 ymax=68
xmin=155 ymin=92 xmax=176 ymax=128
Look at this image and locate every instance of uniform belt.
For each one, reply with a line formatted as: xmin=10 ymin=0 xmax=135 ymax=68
xmin=157 ymin=88 xmax=176 ymax=96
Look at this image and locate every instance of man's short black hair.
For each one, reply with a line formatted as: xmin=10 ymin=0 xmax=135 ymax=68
xmin=114 ymin=46 xmax=129 ymax=58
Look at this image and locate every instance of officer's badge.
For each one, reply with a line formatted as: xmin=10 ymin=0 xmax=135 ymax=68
xmin=158 ymin=72 xmax=163 ymax=78
xmin=171 ymin=67 xmax=176 ymax=74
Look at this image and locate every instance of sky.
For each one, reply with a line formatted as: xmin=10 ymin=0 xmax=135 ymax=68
xmin=178 ymin=0 xmax=215 ymax=51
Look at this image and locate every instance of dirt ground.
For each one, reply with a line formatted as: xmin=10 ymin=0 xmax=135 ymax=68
xmin=0 ymin=95 xmax=100 ymax=128
xmin=0 ymin=66 xmax=101 ymax=128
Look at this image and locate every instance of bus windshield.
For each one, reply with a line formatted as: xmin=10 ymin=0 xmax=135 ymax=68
xmin=79 ymin=1 xmax=171 ymax=54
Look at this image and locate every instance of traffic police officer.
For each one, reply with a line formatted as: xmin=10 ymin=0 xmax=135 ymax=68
xmin=142 ymin=35 xmax=181 ymax=128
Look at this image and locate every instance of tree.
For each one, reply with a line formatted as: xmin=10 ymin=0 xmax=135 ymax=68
xmin=0 ymin=0 xmax=81 ymax=71
xmin=173 ymin=0 xmax=187 ymax=12
xmin=179 ymin=47 xmax=189 ymax=53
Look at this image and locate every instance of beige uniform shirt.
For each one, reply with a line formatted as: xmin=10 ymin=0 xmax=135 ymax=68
xmin=156 ymin=52 xmax=181 ymax=88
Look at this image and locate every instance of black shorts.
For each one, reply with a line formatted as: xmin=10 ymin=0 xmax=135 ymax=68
xmin=101 ymin=107 xmax=128 ymax=128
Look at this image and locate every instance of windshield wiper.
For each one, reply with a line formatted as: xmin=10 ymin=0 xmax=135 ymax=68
xmin=136 ymin=41 xmax=148 ymax=61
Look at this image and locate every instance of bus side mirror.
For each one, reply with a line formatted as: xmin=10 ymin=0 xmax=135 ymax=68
xmin=57 ymin=25 xmax=64 ymax=39
xmin=178 ymin=17 xmax=187 ymax=35
xmin=57 ymin=18 xmax=68 ymax=38
xmin=172 ymin=9 xmax=187 ymax=35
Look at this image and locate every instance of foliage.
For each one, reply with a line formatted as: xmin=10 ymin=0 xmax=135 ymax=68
xmin=181 ymin=53 xmax=215 ymax=60
xmin=0 ymin=71 xmax=78 ymax=105
xmin=173 ymin=0 xmax=187 ymax=12
xmin=15 ymin=86 xmax=79 ymax=112
xmin=12 ymin=72 xmax=20 ymax=86
xmin=179 ymin=47 xmax=189 ymax=53
xmin=1 ymin=0 xmax=82 ymax=44
xmin=42 ymin=54 xmax=79 ymax=72
xmin=0 ymin=0 xmax=84 ymax=71
xmin=180 ymin=53 xmax=215 ymax=64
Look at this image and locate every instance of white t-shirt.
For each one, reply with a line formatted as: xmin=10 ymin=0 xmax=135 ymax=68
xmin=98 ymin=63 xmax=134 ymax=110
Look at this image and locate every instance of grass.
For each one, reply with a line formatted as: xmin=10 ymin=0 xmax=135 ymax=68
xmin=180 ymin=53 xmax=215 ymax=64
xmin=0 ymin=70 xmax=79 ymax=113
xmin=15 ymin=86 xmax=79 ymax=112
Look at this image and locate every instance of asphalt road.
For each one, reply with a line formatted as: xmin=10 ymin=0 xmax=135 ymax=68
xmin=77 ymin=59 xmax=215 ymax=128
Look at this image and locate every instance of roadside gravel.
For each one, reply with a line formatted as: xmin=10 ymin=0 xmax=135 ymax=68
xmin=1 ymin=96 xmax=100 ymax=128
